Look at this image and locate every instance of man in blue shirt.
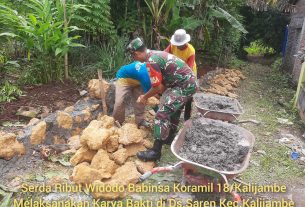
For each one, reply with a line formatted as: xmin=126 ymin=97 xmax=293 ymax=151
xmin=112 ymin=61 xmax=152 ymax=127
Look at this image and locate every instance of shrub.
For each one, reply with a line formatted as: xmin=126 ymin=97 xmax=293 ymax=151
xmin=0 ymin=81 xmax=22 ymax=103
xmin=244 ymin=40 xmax=275 ymax=56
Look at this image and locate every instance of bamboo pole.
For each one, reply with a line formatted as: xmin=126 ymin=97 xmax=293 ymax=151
xmin=98 ymin=70 xmax=108 ymax=115
xmin=63 ymin=0 xmax=69 ymax=79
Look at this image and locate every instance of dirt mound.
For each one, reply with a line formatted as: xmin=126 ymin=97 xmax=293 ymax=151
xmin=0 ymin=81 xmax=80 ymax=123
xmin=179 ymin=118 xmax=249 ymax=171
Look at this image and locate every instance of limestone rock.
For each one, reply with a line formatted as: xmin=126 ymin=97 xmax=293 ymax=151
xmin=91 ymin=149 xmax=118 ymax=175
xmin=118 ymin=123 xmax=143 ymax=145
xmin=88 ymin=79 xmax=110 ymax=99
xmin=74 ymin=115 xmax=82 ymax=124
xmin=27 ymin=118 xmax=40 ymax=127
xmin=64 ymin=106 xmax=74 ymax=113
xmin=142 ymin=139 xmax=153 ymax=149
xmin=97 ymin=115 xmax=115 ymax=128
xmin=80 ymin=120 xmax=113 ymax=150
xmin=111 ymin=162 xmax=141 ymax=186
xmin=70 ymin=146 xmax=97 ymax=166
xmin=135 ymin=160 xmax=155 ymax=174
xmin=106 ymin=135 xmax=119 ymax=153
xmin=70 ymin=162 xmax=111 ymax=185
xmin=147 ymin=97 xmax=160 ymax=106
xmin=0 ymin=132 xmax=25 ymax=160
xmin=16 ymin=106 xmax=40 ymax=118
xmin=30 ymin=121 xmax=47 ymax=145
xmin=81 ymin=109 xmax=92 ymax=121
xmin=125 ymin=143 xmax=147 ymax=157
xmin=91 ymin=180 xmax=125 ymax=200
xmin=68 ymin=135 xmax=81 ymax=150
xmin=71 ymin=128 xmax=82 ymax=136
xmin=53 ymin=136 xmax=65 ymax=144
xmin=111 ymin=148 xmax=128 ymax=165
xmin=56 ymin=111 xmax=73 ymax=129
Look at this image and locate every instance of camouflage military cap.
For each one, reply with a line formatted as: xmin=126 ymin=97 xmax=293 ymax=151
xmin=126 ymin=37 xmax=146 ymax=52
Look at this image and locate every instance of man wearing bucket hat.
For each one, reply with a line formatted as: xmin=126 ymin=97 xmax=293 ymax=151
xmin=165 ymin=29 xmax=197 ymax=76
xmin=126 ymin=37 xmax=197 ymax=161
xmin=113 ymin=61 xmax=152 ymax=128
xmin=165 ymin=29 xmax=197 ymax=121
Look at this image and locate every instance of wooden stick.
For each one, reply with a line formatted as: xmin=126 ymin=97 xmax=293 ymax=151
xmin=98 ymin=70 xmax=108 ymax=115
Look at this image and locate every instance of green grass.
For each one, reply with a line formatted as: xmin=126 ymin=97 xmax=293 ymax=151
xmin=237 ymin=63 xmax=305 ymax=184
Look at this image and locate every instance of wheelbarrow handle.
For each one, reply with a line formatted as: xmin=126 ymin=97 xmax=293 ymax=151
xmin=139 ymin=172 xmax=153 ymax=182
xmin=139 ymin=162 xmax=183 ymax=182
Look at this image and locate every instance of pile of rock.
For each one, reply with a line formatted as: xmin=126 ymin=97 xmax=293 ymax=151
xmin=203 ymin=69 xmax=246 ymax=98
xmin=69 ymin=115 xmax=155 ymax=200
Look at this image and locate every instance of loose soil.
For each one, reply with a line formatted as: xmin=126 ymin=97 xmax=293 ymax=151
xmin=179 ymin=118 xmax=249 ymax=171
xmin=0 ymin=81 xmax=80 ymax=123
xmin=194 ymin=94 xmax=241 ymax=113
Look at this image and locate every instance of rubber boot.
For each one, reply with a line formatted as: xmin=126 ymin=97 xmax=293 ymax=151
xmin=162 ymin=127 xmax=176 ymax=145
xmin=136 ymin=140 xmax=162 ymax=161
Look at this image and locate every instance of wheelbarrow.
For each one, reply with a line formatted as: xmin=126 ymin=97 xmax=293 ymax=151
xmin=139 ymin=118 xmax=255 ymax=203
xmin=193 ymin=93 xmax=244 ymax=122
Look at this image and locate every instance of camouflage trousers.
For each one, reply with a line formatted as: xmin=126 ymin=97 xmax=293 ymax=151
xmin=154 ymin=82 xmax=196 ymax=142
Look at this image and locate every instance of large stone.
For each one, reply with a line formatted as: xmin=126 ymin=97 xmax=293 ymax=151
xmin=142 ymin=139 xmax=153 ymax=149
xmin=91 ymin=149 xmax=118 ymax=175
xmin=16 ymin=106 xmax=40 ymax=118
xmin=80 ymin=120 xmax=113 ymax=150
xmin=135 ymin=160 xmax=155 ymax=174
xmin=70 ymin=146 xmax=97 ymax=166
xmin=111 ymin=162 xmax=141 ymax=186
xmin=27 ymin=118 xmax=40 ymax=127
xmin=88 ymin=79 xmax=110 ymax=99
xmin=0 ymin=132 xmax=25 ymax=160
xmin=70 ymin=162 xmax=111 ymax=185
xmin=97 ymin=115 xmax=115 ymax=128
xmin=71 ymin=128 xmax=82 ymax=136
xmin=118 ymin=123 xmax=144 ymax=145
xmin=68 ymin=135 xmax=81 ymax=150
xmin=111 ymin=148 xmax=128 ymax=165
xmin=53 ymin=136 xmax=65 ymax=144
xmin=106 ymin=135 xmax=119 ymax=153
xmin=91 ymin=180 xmax=125 ymax=200
xmin=56 ymin=111 xmax=73 ymax=129
xmin=147 ymin=97 xmax=160 ymax=106
xmin=30 ymin=121 xmax=47 ymax=145
xmin=125 ymin=143 xmax=147 ymax=157
xmin=64 ymin=106 xmax=75 ymax=113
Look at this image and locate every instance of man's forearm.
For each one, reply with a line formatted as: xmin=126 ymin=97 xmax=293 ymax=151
xmin=143 ymin=85 xmax=163 ymax=99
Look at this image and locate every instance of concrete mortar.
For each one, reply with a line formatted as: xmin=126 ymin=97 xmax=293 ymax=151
xmin=179 ymin=118 xmax=249 ymax=171
xmin=194 ymin=94 xmax=241 ymax=114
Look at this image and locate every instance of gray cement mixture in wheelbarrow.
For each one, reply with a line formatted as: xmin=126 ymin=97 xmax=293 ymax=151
xmin=179 ymin=118 xmax=249 ymax=171
xmin=194 ymin=95 xmax=241 ymax=114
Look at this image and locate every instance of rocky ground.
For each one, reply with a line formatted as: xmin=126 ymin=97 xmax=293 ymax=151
xmin=1 ymin=62 xmax=305 ymax=206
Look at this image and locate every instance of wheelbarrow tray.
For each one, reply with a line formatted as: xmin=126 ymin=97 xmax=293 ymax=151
xmin=193 ymin=93 xmax=244 ymax=122
xmin=171 ymin=118 xmax=255 ymax=179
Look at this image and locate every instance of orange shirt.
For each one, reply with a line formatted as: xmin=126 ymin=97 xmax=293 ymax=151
xmin=165 ymin=43 xmax=197 ymax=75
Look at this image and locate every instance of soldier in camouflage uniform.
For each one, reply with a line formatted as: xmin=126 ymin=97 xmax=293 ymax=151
xmin=126 ymin=38 xmax=197 ymax=161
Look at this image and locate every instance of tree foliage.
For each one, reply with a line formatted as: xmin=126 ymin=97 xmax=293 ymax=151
xmin=73 ymin=0 xmax=115 ymax=42
xmin=240 ymin=6 xmax=289 ymax=53
xmin=0 ymin=0 xmax=85 ymax=83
